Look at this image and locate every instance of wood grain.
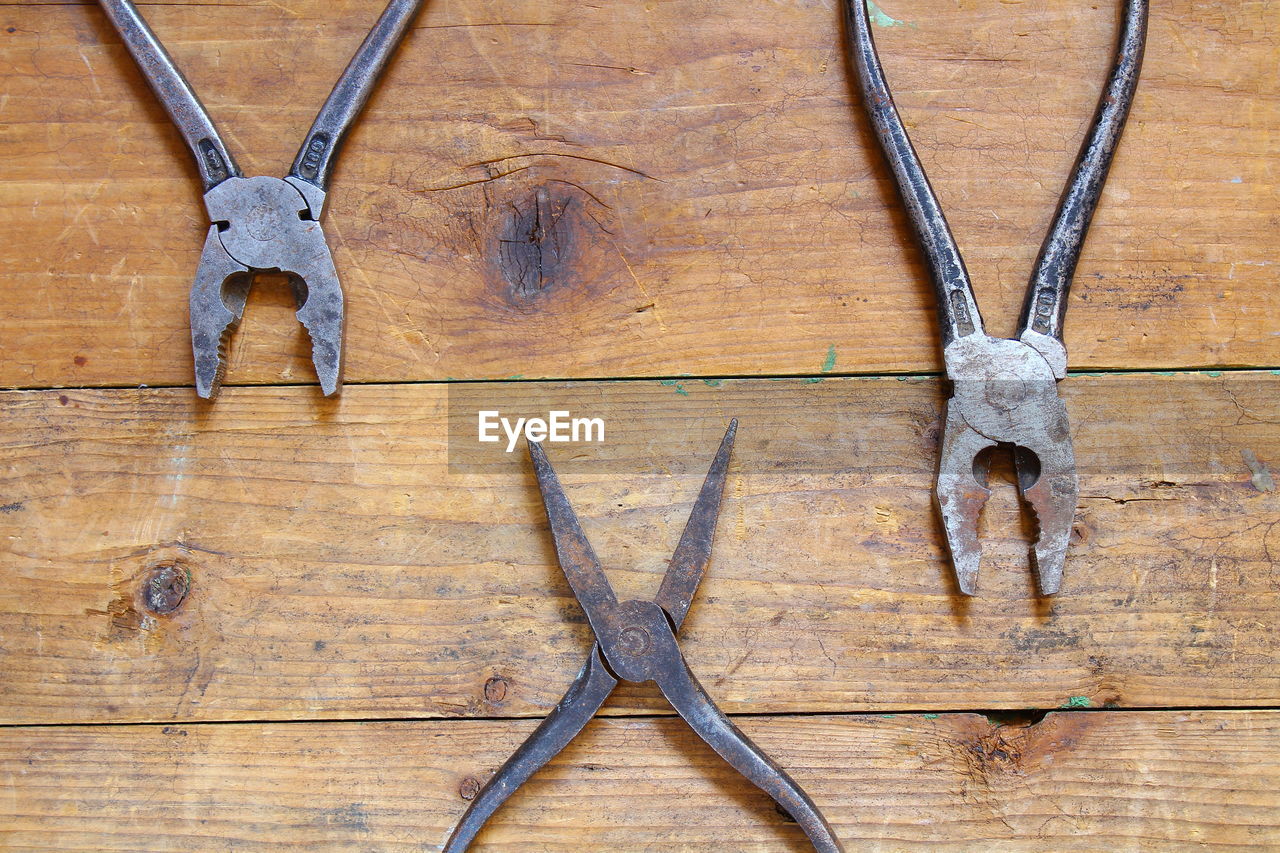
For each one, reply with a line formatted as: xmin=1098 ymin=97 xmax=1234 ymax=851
xmin=2 ymin=710 xmax=1277 ymax=851
xmin=1 ymin=374 xmax=1275 ymax=724
xmin=1 ymin=0 xmax=1275 ymax=389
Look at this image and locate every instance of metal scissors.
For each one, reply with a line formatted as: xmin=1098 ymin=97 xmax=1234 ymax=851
xmin=444 ymin=421 xmax=843 ymax=851
xmin=844 ymin=0 xmax=1148 ymax=594
xmin=97 ymin=0 xmax=425 ymax=397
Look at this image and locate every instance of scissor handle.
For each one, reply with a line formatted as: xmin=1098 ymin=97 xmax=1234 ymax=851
xmin=287 ymin=0 xmax=425 ymax=196
xmin=97 ymin=0 xmax=240 ymax=192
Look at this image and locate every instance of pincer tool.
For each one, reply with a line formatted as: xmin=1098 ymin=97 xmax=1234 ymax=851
xmin=844 ymin=0 xmax=1148 ymax=594
xmin=444 ymin=421 xmax=843 ymax=851
xmin=97 ymin=0 xmax=425 ymax=397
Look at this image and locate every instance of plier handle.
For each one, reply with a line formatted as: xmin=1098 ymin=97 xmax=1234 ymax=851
xmin=844 ymin=0 xmax=1149 ymax=594
xmin=97 ymin=0 xmax=425 ymax=397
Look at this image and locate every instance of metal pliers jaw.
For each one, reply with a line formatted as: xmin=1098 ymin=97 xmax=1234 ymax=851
xmin=937 ymin=336 xmax=1078 ymax=595
xmin=443 ymin=421 xmax=844 ymax=852
xmin=191 ymin=177 xmax=342 ymax=398
xmin=845 ymin=0 xmax=1148 ymax=594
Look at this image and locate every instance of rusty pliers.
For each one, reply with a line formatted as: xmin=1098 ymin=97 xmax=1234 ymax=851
xmin=97 ymin=0 xmax=425 ymax=397
xmin=444 ymin=421 xmax=843 ymax=852
xmin=845 ymin=0 xmax=1148 ymax=594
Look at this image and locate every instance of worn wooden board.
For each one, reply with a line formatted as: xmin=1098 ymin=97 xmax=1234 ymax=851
xmin=0 ymin=374 xmax=1275 ymax=724
xmin=1 ymin=0 xmax=1275 ymax=389
xmin=2 ymin=710 xmax=1277 ymax=851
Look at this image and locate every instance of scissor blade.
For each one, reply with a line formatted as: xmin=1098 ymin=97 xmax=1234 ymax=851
xmin=442 ymin=646 xmax=618 ymax=852
xmin=528 ymin=441 xmax=620 ymax=630
xmin=650 ymin=652 xmax=843 ymax=852
xmin=655 ymin=419 xmax=737 ymax=630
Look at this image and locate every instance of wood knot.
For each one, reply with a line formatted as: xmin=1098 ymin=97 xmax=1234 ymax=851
xmin=918 ymin=416 xmax=943 ymax=451
xmin=140 ymin=562 xmax=190 ymax=615
xmin=489 ymin=177 xmax=622 ymax=309
xmin=483 ymin=675 xmax=509 ymax=704
xmin=458 ymin=776 xmax=481 ymax=801
xmin=964 ymin=725 xmax=1028 ymax=785
xmin=499 ymin=185 xmax=577 ymax=302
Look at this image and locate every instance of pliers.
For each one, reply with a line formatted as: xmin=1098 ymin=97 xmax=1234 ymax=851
xmin=444 ymin=421 xmax=843 ymax=852
xmin=844 ymin=0 xmax=1148 ymax=594
xmin=97 ymin=0 xmax=425 ymax=397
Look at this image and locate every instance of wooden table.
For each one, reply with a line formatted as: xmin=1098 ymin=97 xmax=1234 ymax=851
xmin=2 ymin=0 xmax=1276 ymax=849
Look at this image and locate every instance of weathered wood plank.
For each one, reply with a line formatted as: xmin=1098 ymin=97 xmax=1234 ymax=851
xmin=0 ymin=375 xmax=1275 ymax=723
xmin=2 ymin=710 xmax=1277 ymax=851
xmin=1 ymin=0 xmax=1274 ymax=389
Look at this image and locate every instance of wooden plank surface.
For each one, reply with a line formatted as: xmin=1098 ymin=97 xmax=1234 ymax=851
xmin=3 ymin=710 xmax=1277 ymax=851
xmin=1 ymin=0 xmax=1276 ymax=389
xmin=1 ymin=374 xmax=1276 ymax=724
xmin=3 ymin=2 xmax=1277 ymax=848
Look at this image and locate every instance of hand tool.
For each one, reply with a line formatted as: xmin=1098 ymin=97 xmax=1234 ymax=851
xmin=844 ymin=0 xmax=1148 ymax=594
xmin=444 ymin=421 xmax=843 ymax=852
xmin=97 ymin=0 xmax=425 ymax=397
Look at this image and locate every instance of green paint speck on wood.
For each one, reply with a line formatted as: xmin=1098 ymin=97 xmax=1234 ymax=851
xmin=867 ymin=0 xmax=908 ymax=28
xmin=1062 ymin=696 xmax=1092 ymax=708
xmin=804 ymin=345 xmax=839 ymax=384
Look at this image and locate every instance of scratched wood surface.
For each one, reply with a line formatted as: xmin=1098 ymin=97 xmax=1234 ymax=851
xmin=1 ymin=0 xmax=1276 ymax=390
xmin=3 ymin=710 xmax=1278 ymax=851
xmin=1 ymin=375 xmax=1275 ymax=725
xmin=3 ymin=1 xmax=1278 ymax=849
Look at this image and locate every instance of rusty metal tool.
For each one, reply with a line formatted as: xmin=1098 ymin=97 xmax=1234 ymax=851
xmin=844 ymin=0 xmax=1148 ymax=594
xmin=96 ymin=0 xmax=425 ymax=397
xmin=443 ymin=420 xmax=843 ymax=852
